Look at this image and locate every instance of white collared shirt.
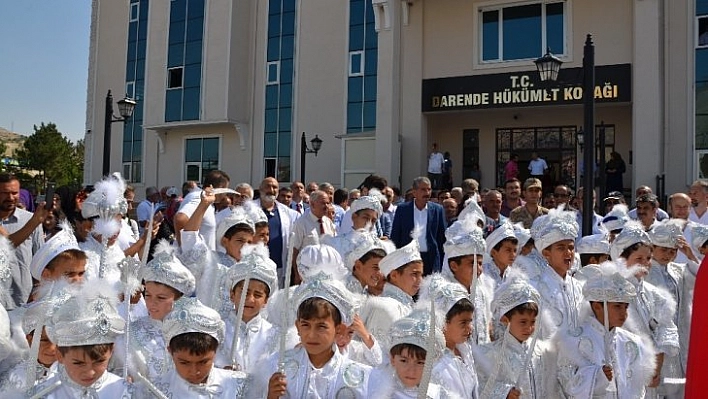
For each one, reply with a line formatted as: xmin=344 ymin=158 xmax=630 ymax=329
xmin=413 ymin=203 xmax=428 ymax=252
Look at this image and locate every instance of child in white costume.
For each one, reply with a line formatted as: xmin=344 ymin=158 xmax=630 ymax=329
xmin=556 ymin=263 xmax=657 ymax=398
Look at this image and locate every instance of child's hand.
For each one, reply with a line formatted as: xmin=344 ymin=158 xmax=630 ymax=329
xmin=267 ymin=372 xmax=287 ymax=399
xmin=507 ymin=387 xmax=521 ymax=399
xmin=602 ymin=364 xmax=613 ymax=381
xmin=351 ymin=315 xmax=374 ymax=348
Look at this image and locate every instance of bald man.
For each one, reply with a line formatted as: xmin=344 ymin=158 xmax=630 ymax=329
xmin=670 ymin=192 xmax=699 ymax=264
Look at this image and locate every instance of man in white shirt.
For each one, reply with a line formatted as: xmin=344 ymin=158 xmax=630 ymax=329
xmin=290 ymin=190 xmax=335 ymax=282
xmin=136 ymin=186 xmax=161 ymax=235
xmin=689 ymin=179 xmax=708 ymax=225
xmin=427 ymin=143 xmax=445 ymax=190
xmin=528 ymin=152 xmax=548 ymax=178
xmin=289 ymin=181 xmax=308 ymax=214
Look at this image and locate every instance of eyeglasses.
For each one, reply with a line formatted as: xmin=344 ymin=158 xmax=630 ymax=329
xmin=553 ymin=193 xmax=569 ymax=198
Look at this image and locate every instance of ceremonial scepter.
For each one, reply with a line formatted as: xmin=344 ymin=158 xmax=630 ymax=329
xmin=511 ymin=303 xmax=542 ymax=393
xmin=417 ymin=299 xmax=436 ymax=399
xmin=230 ymin=270 xmax=252 ymax=371
xmin=278 ymin=231 xmax=296 ymax=374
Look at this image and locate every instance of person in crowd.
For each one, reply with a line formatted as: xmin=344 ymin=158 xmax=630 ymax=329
xmin=605 ymin=151 xmax=627 ymax=193
xmin=500 ymin=178 xmax=524 ymax=217
xmin=509 ymin=178 xmax=548 ymax=229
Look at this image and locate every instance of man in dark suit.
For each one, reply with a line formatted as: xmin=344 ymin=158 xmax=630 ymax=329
xmin=391 ymin=176 xmax=447 ymax=275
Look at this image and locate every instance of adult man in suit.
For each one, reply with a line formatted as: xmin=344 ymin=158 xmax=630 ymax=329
xmin=391 ymin=176 xmax=447 ymax=275
xmin=254 ymin=177 xmax=300 ymax=288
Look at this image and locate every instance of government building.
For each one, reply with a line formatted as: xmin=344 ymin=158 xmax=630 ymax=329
xmin=85 ymin=0 xmax=708 ymax=200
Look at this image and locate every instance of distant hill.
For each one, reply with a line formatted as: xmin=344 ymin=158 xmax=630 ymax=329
xmin=0 ymin=127 xmax=26 ymax=157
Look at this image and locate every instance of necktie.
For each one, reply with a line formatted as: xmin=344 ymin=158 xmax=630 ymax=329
xmin=296 ymin=203 xmax=302 ymax=213
xmin=318 ymin=218 xmax=324 ymax=234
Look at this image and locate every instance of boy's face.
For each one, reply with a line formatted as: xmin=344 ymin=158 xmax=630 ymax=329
xmin=353 ymin=256 xmax=383 ymax=290
xmin=449 ymin=255 xmax=483 ymax=290
xmin=230 ymin=280 xmax=269 ymax=323
xmin=27 ymin=328 xmax=57 ymax=367
xmin=625 ymin=245 xmax=652 ymax=269
xmin=491 ymin=241 xmax=518 ymax=269
xmin=170 ymin=348 xmax=215 ymax=385
xmin=296 ymin=316 xmax=345 ymax=358
xmin=445 ymin=311 xmax=473 ymax=347
xmin=335 ymin=327 xmax=354 ymax=352
xmin=389 ymin=262 xmax=424 ymax=296
xmin=56 ymin=347 xmax=112 ymax=387
xmin=352 ymin=209 xmax=379 ymax=230
xmin=542 ymin=240 xmax=575 ymax=277
xmin=592 ymin=302 xmax=629 ymax=329
xmin=390 ymin=348 xmax=426 ymax=388
xmin=254 ymin=226 xmax=270 ymax=245
xmin=42 ymin=257 xmax=86 ymax=283
xmin=144 ymin=281 xmax=178 ymax=321
xmin=502 ymin=311 xmax=536 ymax=343
xmin=652 ymin=245 xmax=677 ymax=265
xmin=221 ymin=231 xmax=253 ymax=261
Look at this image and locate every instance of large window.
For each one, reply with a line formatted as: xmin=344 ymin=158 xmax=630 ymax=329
xmin=347 ymin=0 xmax=377 ymax=133
xmin=480 ymin=1 xmax=566 ymax=63
xmin=185 ymin=137 xmax=220 ymax=182
xmin=122 ymin=0 xmax=149 ymax=183
xmin=697 ymin=4 xmax=708 ymax=177
xmin=263 ymin=0 xmax=296 ymax=182
xmin=165 ymin=0 xmax=204 ymax=122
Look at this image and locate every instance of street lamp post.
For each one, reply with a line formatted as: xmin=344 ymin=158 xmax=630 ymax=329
xmin=300 ymin=132 xmax=323 ymax=183
xmin=103 ymin=90 xmax=137 ymax=177
xmin=535 ymin=34 xmax=595 ymax=236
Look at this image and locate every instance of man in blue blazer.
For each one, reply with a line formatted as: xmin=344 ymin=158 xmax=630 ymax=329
xmin=391 ymin=176 xmax=447 ymax=275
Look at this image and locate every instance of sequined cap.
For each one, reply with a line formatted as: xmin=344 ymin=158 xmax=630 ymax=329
xmin=457 ymin=198 xmax=486 ymax=227
xmin=243 ymin=201 xmax=268 ymax=225
xmin=576 ymin=233 xmax=611 ymax=255
xmin=649 ymin=219 xmax=685 ymax=249
xmin=581 ymin=262 xmax=637 ymax=303
xmin=30 ymin=220 xmax=81 ymax=281
xmin=485 ymin=221 xmax=517 ymax=254
xmin=163 ymin=297 xmax=225 ymax=345
xmin=532 ymin=206 xmax=579 ymax=252
xmin=22 ymin=279 xmax=73 ymax=335
xmin=140 ymin=240 xmax=196 ymax=296
xmin=46 ymin=282 xmax=126 ymax=346
xmin=216 ymin=206 xmax=255 ymax=239
xmin=81 ymin=174 xmax=128 ymax=220
xmin=512 ymin=223 xmax=532 ymax=253
xmin=326 ymin=230 xmax=394 ymax=271
xmin=379 ymin=229 xmax=423 ymax=277
xmin=691 ymin=223 xmax=708 ymax=251
xmin=418 ymin=274 xmax=469 ymax=317
xmin=292 ymin=271 xmax=359 ymax=326
xmin=491 ymin=269 xmax=540 ymax=321
xmin=602 ymin=204 xmax=629 ymax=232
xmin=444 ymin=217 xmax=486 ymax=260
xmin=297 ymin=244 xmax=349 ymax=282
xmin=349 ymin=195 xmax=383 ymax=216
xmin=388 ymin=308 xmax=445 ymax=361
xmin=226 ymin=243 xmax=278 ymax=295
xmin=610 ymin=220 xmax=652 ymax=261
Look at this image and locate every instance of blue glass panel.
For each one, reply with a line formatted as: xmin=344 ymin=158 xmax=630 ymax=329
xmin=281 ymin=35 xmax=295 ymax=58
xmin=348 ymin=76 xmax=363 ymax=102
xmin=264 ymin=133 xmax=277 ymax=157
xmin=278 ymin=131 xmax=291 ymax=156
xmin=123 ymin=142 xmax=132 ymax=162
xmin=126 ymin=61 xmax=136 ymax=81
xmin=165 ymin=90 xmax=183 ymax=121
xmin=131 ymin=4 xmax=139 ymax=20
xmin=267 ymin=37 xmax=280 ymax=61
xmin=138 ymin=18 xmax=148 ymax=40
xmin=132 ymin=102 xmax=144 ymax=121
xmin=187 ymin=0 xmax=205 ymax=19
xmin=280 ymin=59 xmax=293 ymax=83
xmin=696 ymin=114 xmax=708 ymax=149
xmin=265 ymin=85 xmax=279 ymax=109
xmin=697 ymin=49 xmax=708 ymax=81
xmin=697 ymin=81 xmax=708 ymax=113
xmin=268 ymin=62 xmax=279 ymax=82
xmin=185 ymin=41 xmax=203 ymax=64
xmin=282 ymin=12 xmax=295 ymax=35
xmin=364 ymin=49 xmax=377 ymax=74
xmin=139 ymin=0 xmax=149 ymax=17
xmin=184 ymin=64 xmax=202 ymax=87
xmin=277 ymin=156 xmax=290 ymax=182
xmin=546 ymin=2 xmax=564 ymax=55
xmin=185 ymin=139 xmax=201 ymax=162
xmin=182 ymin=87 xmax=200 ymax=120
xmin=269 ymin=0 xmax=281 ymax=16
xmin=128 ymin=21 xmax=138 ymax=42
xmin=123 ymin=125 xmax=133 ymax=142
xmin=350 ymin=52 xmax=363 ymax=74
xmin=171 ymin=0 xmax=187 ymax=22
xmin=364 ymin=0 xmax=375 ymax=22
xmin=137 ymin=40 xmax=147 ymax=57
xmin=127 ymin=41 xmax=137 ymax=61
xmin=169 ymin=20 xmax=186 ymax=44
xmin=130 ymin=0 xmax=139 ymax=4
xmin=347 ymin=102 xmax=362 ymax=130
xmin=283 ymin=0 xmax=295 ymax=13
xmin=168 ymin=44 xmax=184 ymax=67
xmin=349 ymin=25 xmax=364 ymax=51
xmin=363 ymin=75 xmax=377 ymax=101
xmin=186 ymin=18 xmax=204 ymax=42
xmin=134 ymin=127 xmax=143 ymax=141
xmin=482 ymin=11 xmax=499 ymax=61
xmin=350 ymin=0 xmax=364 ymax=25
xmin=279 ymin=84 xmax=292 ymax=107
xmin=268 ymin=14 xmax=281 ymax=38
xmin=363 ymin=101 xmax=376 ymax=129
xmin=700 ymin=0 xmax=708 ymax=15
xmin=365 ymin=28 xmax=378 ymax=50
xmin=135 ymin=59 xmax=145 ymax=80
xmin=278 ymin=108 xmax=292 ymax=131
xmin=503 ymin=4 xmax=542 ymax=60
xmin=203 ymin=138 xmax=219 ymax=161
xmin=265 ymin=109 xmax=278 ymax=133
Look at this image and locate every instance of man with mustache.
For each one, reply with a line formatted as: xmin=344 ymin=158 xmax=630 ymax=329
xmin=689 ymin=179 xmax=708 ymax=225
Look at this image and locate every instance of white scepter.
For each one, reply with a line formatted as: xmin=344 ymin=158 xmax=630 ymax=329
xmin=29 ymin=380 xmax=61 ymax=399
xmin=278 ymin=231 xmax=296 ymax=374
xmin=230 ymin=270 xmax=252 ymax=371
xmin=133 ymin=371 xmax=169 ymax=399
xmin=417 ymin=299 xmax=436 ymax=399
xmin=603 ymin=293 xmax=618 ymax=393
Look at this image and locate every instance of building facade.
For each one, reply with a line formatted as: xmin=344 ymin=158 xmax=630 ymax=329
xmin=85 ymin=0 xmax=704 ymax=201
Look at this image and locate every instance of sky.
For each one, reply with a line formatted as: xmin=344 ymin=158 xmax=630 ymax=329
xmin=0 ymin=1 xmax=91 ymax=143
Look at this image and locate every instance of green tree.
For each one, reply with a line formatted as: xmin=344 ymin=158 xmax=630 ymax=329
xmin=14 ymin=122 xmax=81 ymax=188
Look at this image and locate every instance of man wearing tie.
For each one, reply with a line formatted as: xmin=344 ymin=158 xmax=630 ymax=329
xmin=290 ymin=190 xmax=336 ymax=282
xmin=391 ymin=176 xmax=447 ymax=275
xmin=289 ymin=181 xmax=308 ymax=214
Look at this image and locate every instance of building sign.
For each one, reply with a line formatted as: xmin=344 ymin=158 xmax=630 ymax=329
xmin=422 ymin=63 xmax=631 ymax=112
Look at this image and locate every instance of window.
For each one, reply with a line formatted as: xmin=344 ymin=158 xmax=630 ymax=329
xmin=699 ymin=16 xmax=708 ymax=47
xmin=130 ymin=3 xmax=139 ymax=22
xmin=480 ymin=1 xmax=566 ymax=63
xmin=185 ymin=137 xmax=220 ymax=182
xmin=267 ymin=61 xmax=280 ymax=84
xmin=349 ymin=51 xmax=364 ymax=76
xmin=123 ymin=0 xmax=148 ymax=183
xmin=168 ymin=67 xmax=184 ymax=89
xmin=125 ymin=81 xmax=135 ymax=98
